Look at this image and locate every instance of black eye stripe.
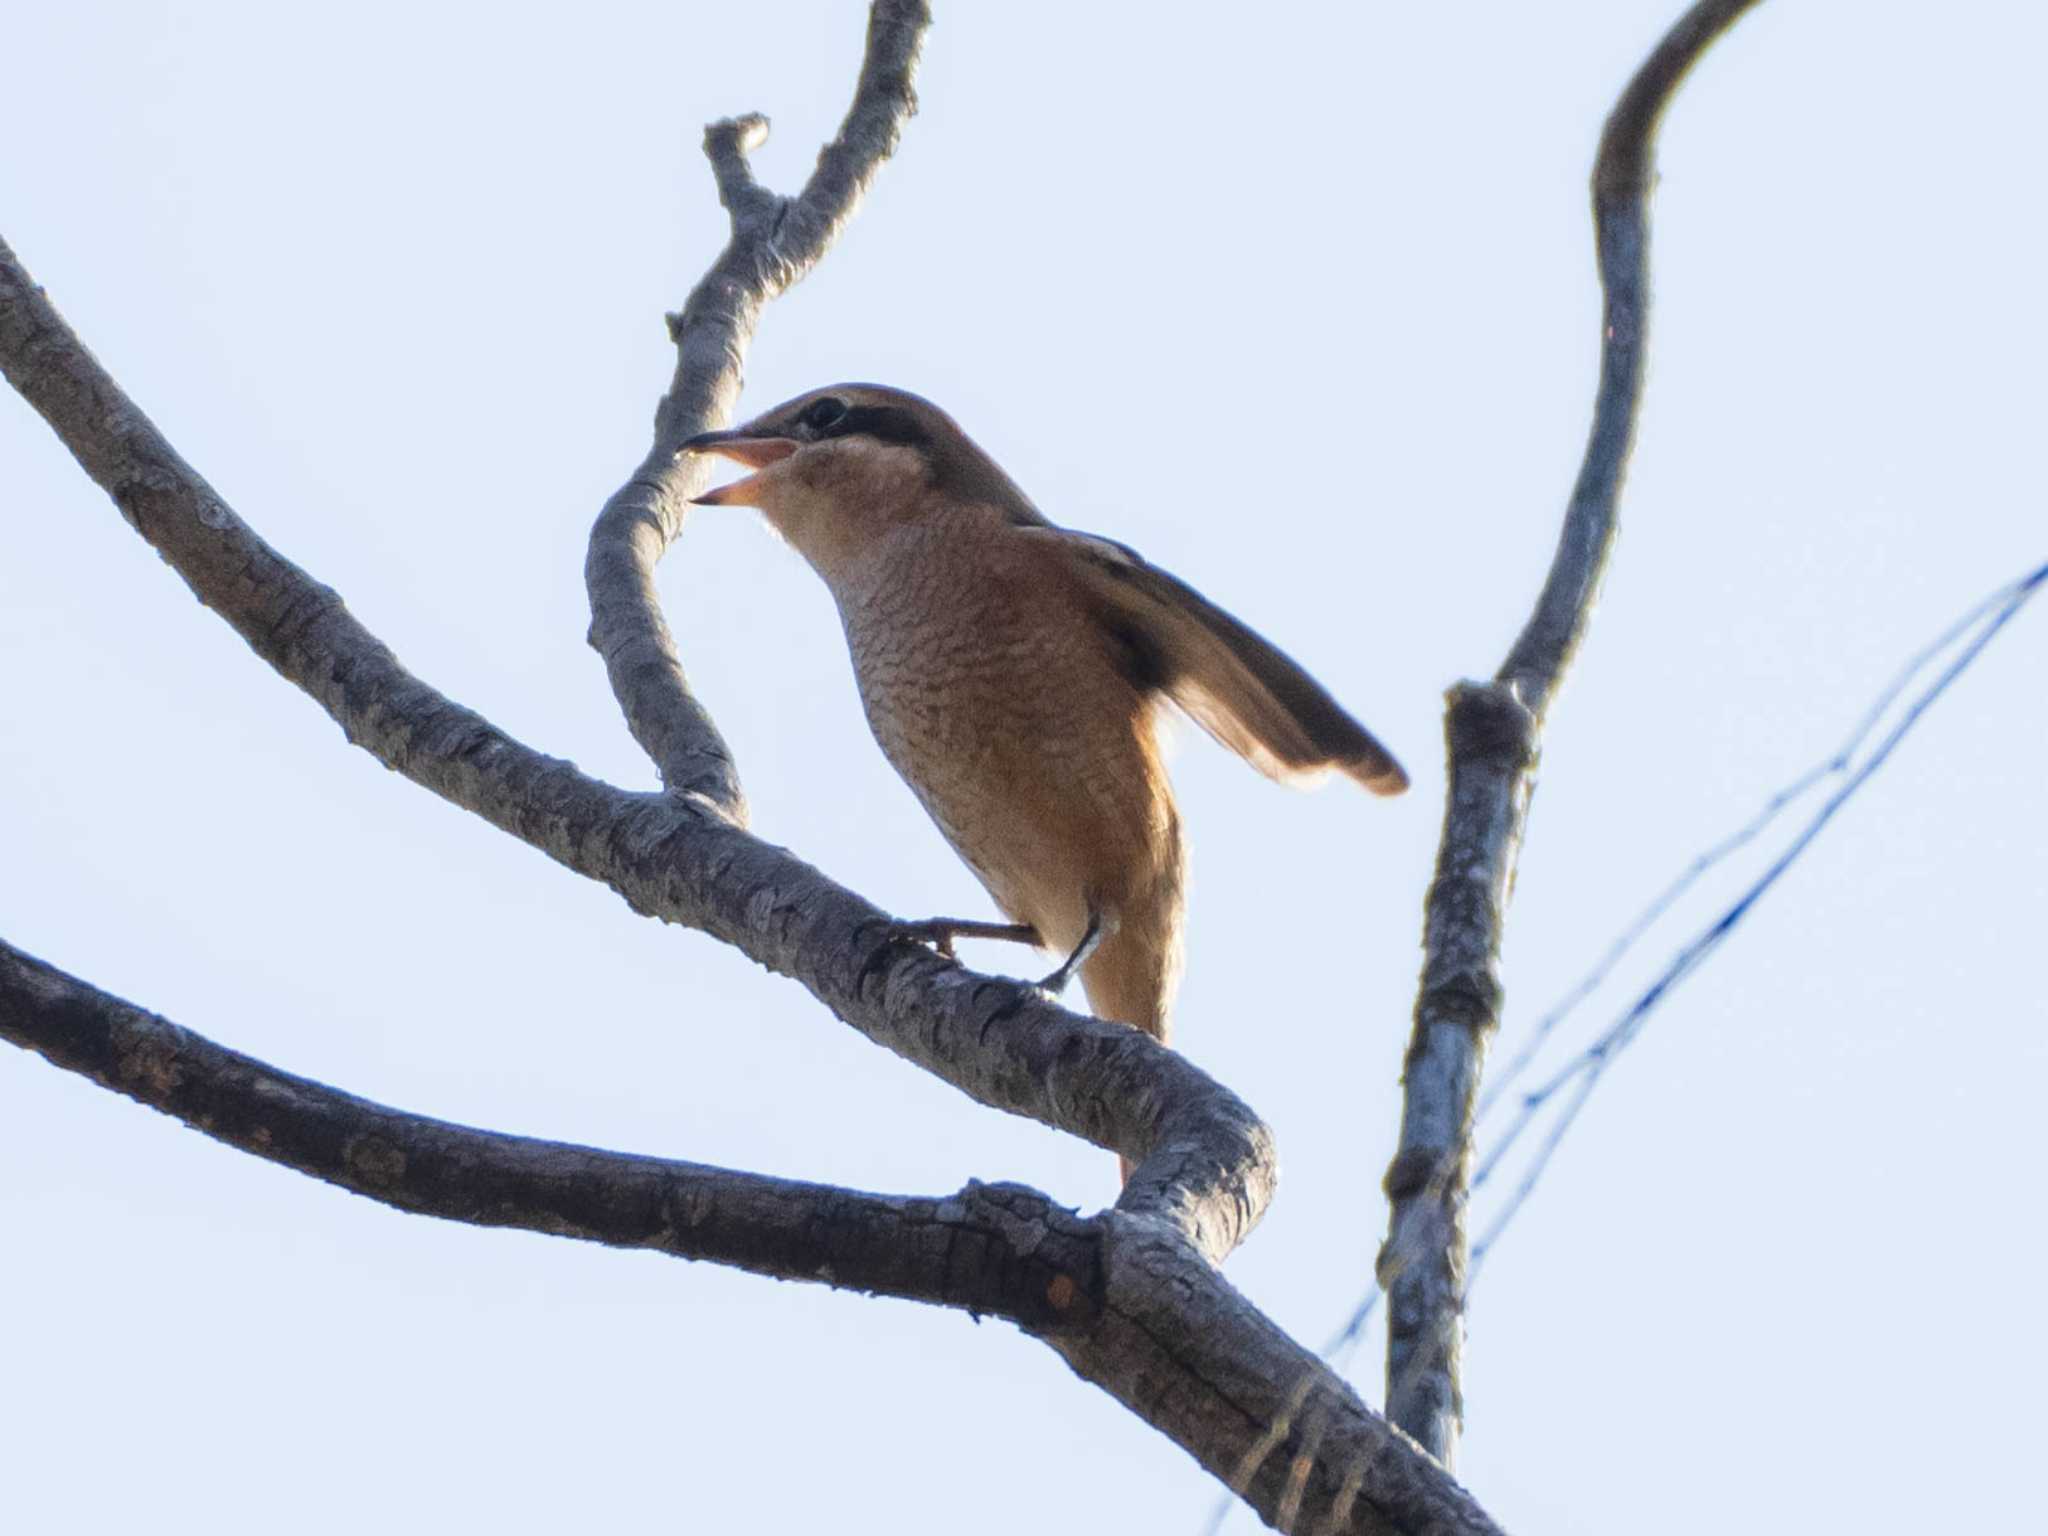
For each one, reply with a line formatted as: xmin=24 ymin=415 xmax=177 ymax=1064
xmin=815 ymin=404 xmax=928 ymax=447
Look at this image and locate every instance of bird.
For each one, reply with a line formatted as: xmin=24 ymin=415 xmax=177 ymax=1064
xmin=682 ymin=384 xmax=1405 ymax=1155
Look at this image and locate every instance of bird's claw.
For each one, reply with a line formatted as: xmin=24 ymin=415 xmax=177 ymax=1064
xmin=886 ymin=917 xmax=1040 ymax=962
xmin=1035 ymin=963 xmax=1076 ymax=995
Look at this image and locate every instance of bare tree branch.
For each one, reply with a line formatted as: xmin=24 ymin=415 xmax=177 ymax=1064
xmin=0 ymin=0 xmax=1277 ymax=1266
xmin=1380 ymin=0 xmax=1764 ymax=1466
xmin=1253 ymin=556 xmax=2042 ymax=1536
xmin=0 ymin=219 xmax=1272 ymax=1260
xmin=585 ymin=0 xmax=930 ymax=819
xmin=0 ymin=5 xmax=1514 ymax=1527
xmin=0 ymin=938 xmax=1097 ymax=1326
xmin=0 ymin=938 xmax=1504 ymax=1536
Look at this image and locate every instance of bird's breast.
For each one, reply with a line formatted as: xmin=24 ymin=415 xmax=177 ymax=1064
xmin=832 ymin=527 xmax=1178 ymax=939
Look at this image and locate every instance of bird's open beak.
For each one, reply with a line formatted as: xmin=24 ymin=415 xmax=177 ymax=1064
xmin=679 ymin=429 xmax=800 ymax=506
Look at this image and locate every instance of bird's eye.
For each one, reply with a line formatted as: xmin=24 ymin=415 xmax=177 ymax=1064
xmin=800 ymin=396 xmax=849 ymax=433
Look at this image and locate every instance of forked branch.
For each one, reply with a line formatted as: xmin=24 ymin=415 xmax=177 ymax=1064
xmin=584 ymin=0 xmax=928 ymax=818
xmin=0 ymin=3 xmax=1503 ymax=1530
xmin=0 ymin=939 xmax=1500 ymax=1536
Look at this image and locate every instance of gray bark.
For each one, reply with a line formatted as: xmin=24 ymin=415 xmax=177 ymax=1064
xmin=0 ymin=936 xmax=1497 ymax=1536
xmin=0 ymin=0 xmax=1771 ymax=1525
xmin=585 ymin=0 xmax=928 ymax=819
xmin=0 ymin=3 xmax=1493 ymax=1529
xmin=0 ymin=219 xmax=1280 ymax=1259
xmin=1379 ymin=0 xmax=1766 ymax=1467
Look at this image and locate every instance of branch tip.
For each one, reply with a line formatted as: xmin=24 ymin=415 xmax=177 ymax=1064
xmin=591 ymin=5 xmax=935 ymax=807
xmin=703 ymin=112 xmax=779 ymax=222
xmin=703 ymin=110 xmax=771 ymax=161
xmin=1380 ymin=0 xmax=1764 ymax=1467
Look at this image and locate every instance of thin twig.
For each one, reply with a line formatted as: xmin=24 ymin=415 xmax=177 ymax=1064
xmin=1378 ymin=0 xmax=1763 ymax=1467
xmin=584 ymin=0 xmax=930 ymax=817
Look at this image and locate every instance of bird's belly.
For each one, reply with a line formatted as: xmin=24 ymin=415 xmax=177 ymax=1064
xmin=845 ymin=602 xmax=1171 ymax=951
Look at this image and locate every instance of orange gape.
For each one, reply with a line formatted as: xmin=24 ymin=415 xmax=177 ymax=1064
xmin=686 ymin=384 xmax=1407 ymax=1180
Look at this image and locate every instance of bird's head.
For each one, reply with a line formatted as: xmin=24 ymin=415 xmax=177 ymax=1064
xmin=679 ymin=384 xmax=1043 ymax=580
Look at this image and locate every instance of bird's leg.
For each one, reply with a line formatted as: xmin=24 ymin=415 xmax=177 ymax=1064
xmin=1038 ymin=909 xmax=1106 ymax=995
xmin=887 ymin=917 xmax=1040 ymax=960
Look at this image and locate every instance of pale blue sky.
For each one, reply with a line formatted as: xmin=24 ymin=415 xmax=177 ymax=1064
xmin=3 ymin=4 xmax=2043 ymax=1532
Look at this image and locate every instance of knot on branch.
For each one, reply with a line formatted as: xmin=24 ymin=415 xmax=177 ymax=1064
xmin=1410 ymin=967 xmax=1502 ymax=1040
xmin=940 ymin=1180 xmax=1104 ymax=1332
xmin=1444 ymin=679 xmax=1539 ymax=774
xmin=1382 ymin=1147 xmax=1436 ymax=1207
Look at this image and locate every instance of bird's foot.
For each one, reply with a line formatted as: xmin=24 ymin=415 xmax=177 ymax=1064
xmin=1036 ymin=910 xmax=1106 ymax=995
xmin=887 ymin=917 xmax=1040 ymax=961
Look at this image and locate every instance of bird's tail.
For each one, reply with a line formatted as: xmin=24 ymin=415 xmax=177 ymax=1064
xmin=1080 ymin=913 xmax=1183 ymax=1188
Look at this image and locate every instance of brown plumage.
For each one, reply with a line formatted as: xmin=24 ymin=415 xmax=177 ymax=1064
xmin=683 ymin=385 xmax=1405 ymax=1162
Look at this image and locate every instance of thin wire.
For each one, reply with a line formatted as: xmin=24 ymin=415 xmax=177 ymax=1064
xmin=1321 ymin=1285 xmax=1383 ymax=1362
xmin=1466 ymin=561 xmax=2044 ymax=1206
xmin=1477 ymin=572 xmax=2033 ymax=1122
xmin=1467 ymin=559 xmax=2047 ymax=1278
xmin=1203 ymin=560 xmax=2045 ymax=1536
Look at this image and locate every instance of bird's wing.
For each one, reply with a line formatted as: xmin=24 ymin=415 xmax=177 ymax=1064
xmin=1026 ymin=528 xmax=1409 ymax=795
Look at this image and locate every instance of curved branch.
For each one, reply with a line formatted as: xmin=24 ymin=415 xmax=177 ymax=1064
xmin=1379 ymin=0 xmax=1763 ymax=1466
xmin=584 ymin=0 xmax=929 ymax=817
xmin=1 ymin=939 xmax=1502 ymax=1536
xmin=0 ymin=4 xmax=1497 ymax=1523
xmin=0 ymin=88 xmax=1265 ymax=1283
xmin=0 ymin=937 xmax=1097 ymax=1327
xmin=1499 ymin=0 xmax=1762 ymax=712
